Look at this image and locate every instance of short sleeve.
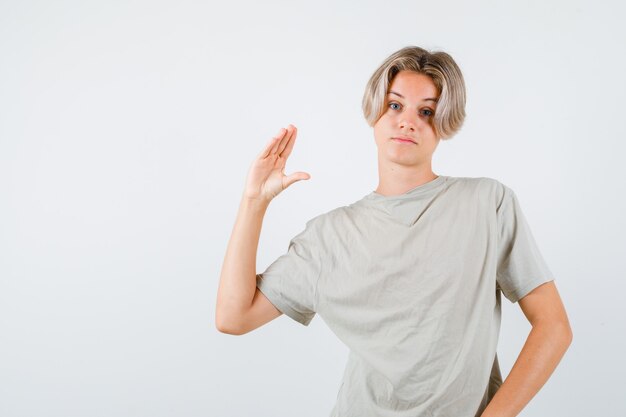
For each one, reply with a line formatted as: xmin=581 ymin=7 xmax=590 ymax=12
xmin=256 ymin=218 xmax=321 ymax=326
xmin=496 ymin=185 xmax=555 ymax=303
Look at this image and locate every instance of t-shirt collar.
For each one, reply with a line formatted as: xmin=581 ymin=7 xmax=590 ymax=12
xmin=361 ymin=175 xmax=449 ymax=226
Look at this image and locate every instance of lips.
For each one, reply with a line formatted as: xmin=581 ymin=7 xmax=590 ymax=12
xmin=392 ymin=136 xmax=416 ymax=144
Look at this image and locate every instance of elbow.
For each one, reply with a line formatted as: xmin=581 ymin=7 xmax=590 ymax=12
xmin=215 ymin=310 xmax=245 ymax=336
xmin=533 ymin=320 xmax=573 ymax=350
xmin=564 ymin=324 xmax=574 ymax=347
xmin=549 ymin=321 xmax=574 ymax=349
xmin=216 ymin=323 xmax=244 ymax=336
xmin=557 ymin=319 xmax=573 ymax=347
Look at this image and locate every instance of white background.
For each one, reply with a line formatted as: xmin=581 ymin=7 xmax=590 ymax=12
xmin=1 ymin=0 xmax=625 ymax=416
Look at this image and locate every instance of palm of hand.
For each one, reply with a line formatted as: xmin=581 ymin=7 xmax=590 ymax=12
xmin=248 ymin=153 xmax=288 ymax=200
xmin=244 ymin=125 xmax=309 ymax=202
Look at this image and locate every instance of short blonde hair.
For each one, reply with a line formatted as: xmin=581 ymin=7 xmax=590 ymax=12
xmin=362 ymin=46 xmax=466 ymax=140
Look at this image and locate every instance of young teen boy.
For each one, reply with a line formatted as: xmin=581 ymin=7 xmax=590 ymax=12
xmin=216 ymin=46 xmax=572 ymax=417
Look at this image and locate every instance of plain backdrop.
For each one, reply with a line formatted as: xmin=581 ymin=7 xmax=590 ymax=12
xmin=1 ymin=0 xmax=625 ymax=416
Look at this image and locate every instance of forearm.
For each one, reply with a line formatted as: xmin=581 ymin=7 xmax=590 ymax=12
xmin=480 ymin=322 xmax=572 ymax=417
xmin=216 ymin=194 xmax=270 ymax=325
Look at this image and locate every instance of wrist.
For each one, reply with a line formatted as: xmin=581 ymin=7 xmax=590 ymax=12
xmin=240 ymin=194 xmax=271 ymax=212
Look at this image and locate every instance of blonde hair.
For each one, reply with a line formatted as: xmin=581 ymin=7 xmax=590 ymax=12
xmin=362 ymin=46 xmax=466 ymax=140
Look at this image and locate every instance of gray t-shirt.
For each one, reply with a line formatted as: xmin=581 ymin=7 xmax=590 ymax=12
xmin=256 ymin=175 xmax=554 ymax=417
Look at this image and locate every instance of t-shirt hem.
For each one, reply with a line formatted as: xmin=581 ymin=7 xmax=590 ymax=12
xmin=256 ymin=276 xmax=314 ymax=326
xmin=507 ymin=277 xmax=555 ymax=303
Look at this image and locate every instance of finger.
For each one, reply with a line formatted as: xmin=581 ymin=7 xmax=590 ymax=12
xmin=258 ymin=135 xmax=280 ymax=159
xmin=277 ymin=124 xmax=295 ymax=155
xmin=259 ymin=128 xmax=286 ymax=159
xmin=273 ymin=124 xmax=293 ymax=155
xmin=283 ymin=171 xmax=311 ymax=189
xmin=277 ymin=124 xmax=296 ymax=156
xmin=279 ymin=125 xmax=298 ymax=159
xmin=270 ymin=126 xmax=292 ymax=155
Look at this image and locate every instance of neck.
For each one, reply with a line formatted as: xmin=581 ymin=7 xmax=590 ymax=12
xmin=375 ymin=159 xmax=438 ymax=197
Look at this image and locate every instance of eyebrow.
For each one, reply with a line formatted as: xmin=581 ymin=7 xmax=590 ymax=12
xmin=389 ymin=90 xmax=438 ymax=103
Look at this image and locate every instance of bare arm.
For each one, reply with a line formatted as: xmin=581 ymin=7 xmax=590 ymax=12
xmin=480 ymin=281 xmax=573 ymax=417
xmin=215 ymin=124 xmax=310 ymax=335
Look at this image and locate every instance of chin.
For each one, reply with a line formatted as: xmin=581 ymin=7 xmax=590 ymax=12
xmin=382 ymin=152 xmax=422 ymax=167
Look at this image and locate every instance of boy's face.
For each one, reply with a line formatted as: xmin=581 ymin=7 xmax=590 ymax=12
xmin=373 ymin=70 xmax=441 ymax=169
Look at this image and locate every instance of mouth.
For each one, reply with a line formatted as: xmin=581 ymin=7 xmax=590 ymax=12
xmin=391 ymin=136 xmax=417 ymax=144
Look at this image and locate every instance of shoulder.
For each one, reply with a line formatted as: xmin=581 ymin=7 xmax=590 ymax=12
xmin=448 ymin=175 xmax=502 ymax=189
xmin=305 ymin=204 xmax=354 ymax=229
xmin=447 ymin=175 xmax=507 ymax=193
xmin=299 ymin=203 xmax=366 ymax=243
xmin=446 ymin=175 xmax=514 ymax=209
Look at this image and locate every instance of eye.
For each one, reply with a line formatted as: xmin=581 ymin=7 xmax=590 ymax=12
xmin=388 ymin=101 xmax=401 ymax=110
xmin=421 ymin=109 xmax=434 ymax=117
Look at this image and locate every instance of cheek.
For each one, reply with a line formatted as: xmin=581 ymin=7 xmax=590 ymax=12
xmin=373 ymin=122 xmax=384 ymax=138
xmin=374 ymin=115 xmax=391 ymax=131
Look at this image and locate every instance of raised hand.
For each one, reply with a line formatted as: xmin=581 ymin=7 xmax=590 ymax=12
xmin=243 ymin=124 xmax=310 ymax=203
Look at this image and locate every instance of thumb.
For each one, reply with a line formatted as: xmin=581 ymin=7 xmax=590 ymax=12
xmin=283 ymin=171 xmax=311 ymax=189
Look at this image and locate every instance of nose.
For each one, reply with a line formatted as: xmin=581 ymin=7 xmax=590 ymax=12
xmin=397 ymin=110 xmax=418 ymax=132
xmin=398 ymin=116 xmax=416 ymax=132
